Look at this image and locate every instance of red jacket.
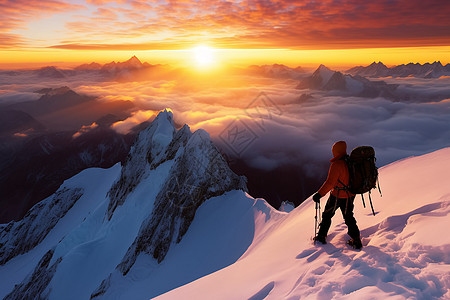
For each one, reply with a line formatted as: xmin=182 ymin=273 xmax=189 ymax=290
xmin=318 ymin=154 xmax=355 ymax=198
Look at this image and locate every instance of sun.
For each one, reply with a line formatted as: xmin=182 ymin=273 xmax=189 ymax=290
xmin=192 ymin=45 xmax=216 ymax=68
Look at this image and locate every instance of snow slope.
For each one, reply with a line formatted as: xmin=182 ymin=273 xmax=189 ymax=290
xmin=0 ymin=164 xmax=122 ymax=299
xmin=156 ymin=148 xmax=450 ymax=300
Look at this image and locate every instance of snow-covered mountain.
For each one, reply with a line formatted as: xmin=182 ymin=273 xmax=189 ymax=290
xmin=347 ymin=61 xmax=450 ymax=78
xmin=1 ymin=110 xmax=449 ymax=299
xmin=297 ymin=65 xmax=399 ymax=99
xmin=0 ymin=110 xmax=247 ymax=299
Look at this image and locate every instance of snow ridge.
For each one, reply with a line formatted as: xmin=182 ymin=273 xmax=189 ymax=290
xmin=106 ymin=109 xmax=176 ymax=219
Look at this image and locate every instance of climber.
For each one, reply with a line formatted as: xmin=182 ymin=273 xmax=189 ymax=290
xmin=312 ymin=141 xmax=362 ymax=249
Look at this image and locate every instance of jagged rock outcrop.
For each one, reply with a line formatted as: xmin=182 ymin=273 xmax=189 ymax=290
xmin=106 ymin=110 xmax=177 ymax=219
xmin=0 ymin=187 xmax=83 ymax=265
xmin=4 ymin=249 xmax=62 ymax=300
xmin=117 ymin=128 xmax=246 ymax=273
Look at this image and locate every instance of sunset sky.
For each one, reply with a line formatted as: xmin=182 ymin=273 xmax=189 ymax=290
xmin=1 ymin=0 xmax=450 ymax=68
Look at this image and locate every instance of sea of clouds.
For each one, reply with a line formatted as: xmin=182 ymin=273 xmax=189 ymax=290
xmin=1 ymin=68 xmax=449 ymax=196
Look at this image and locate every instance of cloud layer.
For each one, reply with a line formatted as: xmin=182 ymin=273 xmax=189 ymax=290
xmin=1 ymin=66 xmax=450 ymax=204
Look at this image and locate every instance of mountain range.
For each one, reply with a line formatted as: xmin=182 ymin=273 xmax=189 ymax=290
xmin=346 ymin=61 xmax=450 ymax=78
xmin=0 ymin=110 xmax=448 ymax=299
xmin=2 ymin=56 xmax=165 ymax=82
xmin=297 ymin=64 xmax=400 ymax=99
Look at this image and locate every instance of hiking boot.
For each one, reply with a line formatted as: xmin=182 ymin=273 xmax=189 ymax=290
xmin=314 ymin=235 xmax=327 ymax=244
xmin=347 ymin=238 xmax=362 ymax=249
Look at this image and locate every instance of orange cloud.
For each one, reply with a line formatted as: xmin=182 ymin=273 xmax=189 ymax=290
xmin=0 ymin=0 xmax=84 ymax=48
xmin=73 ymin=122 xmax=98 ymax=139
xmin=5 ymin=0 xmax=450 ymax=52
xmin=111 ymin=110 xmax=159 ymax=134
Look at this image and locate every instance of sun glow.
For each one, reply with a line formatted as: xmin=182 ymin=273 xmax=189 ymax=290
xmin=192 ymin=46 xmax=216 ymax=69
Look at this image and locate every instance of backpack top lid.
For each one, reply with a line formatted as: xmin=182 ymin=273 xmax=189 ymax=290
xmin=350 ymin=146 xmax=375 ymax=161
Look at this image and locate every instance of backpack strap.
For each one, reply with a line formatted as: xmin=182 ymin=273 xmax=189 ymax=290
xmin=336 ymin=179 xmax=352 ymax=215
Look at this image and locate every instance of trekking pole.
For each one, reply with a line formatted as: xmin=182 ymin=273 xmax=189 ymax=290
xmin=314 ymin=201 xmax=318 ymax=243
xmin=318 ymin=202 xmax=321 ymax=226
xmin=368 ymin=191 xmax=376 ymax=216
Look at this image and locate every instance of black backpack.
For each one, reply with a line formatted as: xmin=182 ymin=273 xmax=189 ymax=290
xmin=342 ymin=146 xmax=381 ymax=215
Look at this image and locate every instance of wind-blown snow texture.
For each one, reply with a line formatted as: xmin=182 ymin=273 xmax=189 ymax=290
xmin=0 ymin=111 xmax=449 ymax=299
xmin=156 ymin=148 xmax=450 ymax=300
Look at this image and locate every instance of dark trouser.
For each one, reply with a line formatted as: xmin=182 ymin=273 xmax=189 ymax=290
xmin=317 ymin=194 xmax=360 ymax=240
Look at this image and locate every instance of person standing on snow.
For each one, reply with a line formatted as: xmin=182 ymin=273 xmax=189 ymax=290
xmin=312 ymin=141 xmax=363 ymax=249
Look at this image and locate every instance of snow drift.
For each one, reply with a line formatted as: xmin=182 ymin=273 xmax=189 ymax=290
xmin=0 ymin=109 xmax=449 ymax=299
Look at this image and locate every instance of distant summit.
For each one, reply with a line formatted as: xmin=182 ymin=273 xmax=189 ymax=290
xmin=346 ymin=61 xmax=390 ymax=77
xmin=33 ymin=66 xmax=66 ymax=78
xmin=8 ymin=86 xmax=93 ymax=117
xmin=101 ymin=55 xmax=145 ymax=73
xmin=298 ymin=64 xmax=337 ymax=90
xmin=70 ymin=56 xmax=161 ymax=80
xmin=297 ymin=65 xmax=399 ymax=99
xmin=246 ymin=64 xmax=305 ymax=79
xmin=346 ymin=61 xmax=450 ymax=78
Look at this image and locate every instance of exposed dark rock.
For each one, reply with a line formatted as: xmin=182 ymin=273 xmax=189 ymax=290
xmin=0 ymin=187 xmax=83 ymax=265
xmin=117 ymin=129 xmax=247 ymax=274
xmin=4 ymin=249 xmax=62 ymax=300
xmin=106 ymin=110 xmax=177 ymax=219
